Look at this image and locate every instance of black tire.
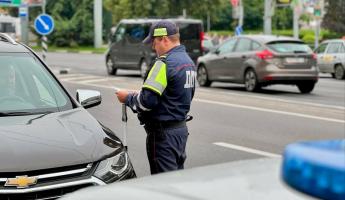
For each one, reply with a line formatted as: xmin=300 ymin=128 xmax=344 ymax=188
xmin=197 ymin=65 xmax=211 ymax=87
xmin=140 ymin=59 xmax=149 ymax=79
xmin=106 ymin=56 xmax=117 ymax=75
xmin=334 ymin=64 xmax=345 ymax=80
xmin=297 ymin=81 xmax=316 ymax=94
xmin=244 ymin=69 xmax=261 ymax=92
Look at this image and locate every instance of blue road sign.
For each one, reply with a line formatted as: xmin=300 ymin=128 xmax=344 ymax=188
xmin=235 ymin=25 xmax=243 ymax=36
xmin=34 ymin=14 xmax=54 ymax=36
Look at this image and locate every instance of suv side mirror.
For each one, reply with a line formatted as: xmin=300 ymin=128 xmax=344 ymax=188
xmin=76 ymin=90 xmax=102 ymax=109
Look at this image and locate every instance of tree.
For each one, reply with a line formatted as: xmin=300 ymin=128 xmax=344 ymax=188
xmin=322 ymin=0 xmax=345 ymax=34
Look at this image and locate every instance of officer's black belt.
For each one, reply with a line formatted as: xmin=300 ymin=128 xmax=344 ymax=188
xmin=146 ymin=121 xmax=186 ymax=129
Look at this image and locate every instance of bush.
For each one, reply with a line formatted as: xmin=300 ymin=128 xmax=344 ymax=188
xmin=302 ymin=34 xmax=315 ymax=44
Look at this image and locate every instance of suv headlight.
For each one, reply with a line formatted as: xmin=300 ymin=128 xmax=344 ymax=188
xmin=94 ymin=150 xmax=130 ymax=183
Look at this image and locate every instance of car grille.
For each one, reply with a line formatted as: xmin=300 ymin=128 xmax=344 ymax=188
xmin=0 ymin=163 xmax=102 ymax=200
xmin=0 ymin=183 xmax=94 ymax=200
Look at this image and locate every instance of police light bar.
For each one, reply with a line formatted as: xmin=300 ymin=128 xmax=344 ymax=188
xmin=282 ymin=140 xmax=345 ymax=200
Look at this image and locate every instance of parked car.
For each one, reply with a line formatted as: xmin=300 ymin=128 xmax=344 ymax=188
xmin=0 ymin=33 xmax=136 ymax=199
xmin=202 ymin=36 xmax=215 ymax=54
xmin=105 ymin=18 xmax=204 ymax=78
xmin=197 ymin=35 xmax=319 ymax=93
xmin=61 ymin=139 xmax=345 ymax=200
xmin=314 ymin=39 xmax=345 ymax=80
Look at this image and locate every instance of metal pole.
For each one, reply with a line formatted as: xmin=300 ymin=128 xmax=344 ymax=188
xmin=264 ymin=0 xmax=272 ymax=35
xmin=293 ymin=7 xmax=299 ymax=39
xmin=41 ymin=0 xmax=47 ymax=61
xmin=207 ymin=11 xmax=210 ymax=32
xmin=239 ymin=0 xmax=244 ymax=27
xmin=19 ymin=5 xmax=29 ymax=44
xmin=315 ymin=19 xmax=320 ymax=48
xmin=42 ymin=0 xmax=46 ymax=14
xmin=94 ymin=0 xmax=102 ymax=48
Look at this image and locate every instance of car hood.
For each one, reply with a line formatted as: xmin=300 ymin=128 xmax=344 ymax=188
xmin=61 ymin=158 xmax=311 ymax=200
xmin=0 ymin=108 xmax=121 ymax=172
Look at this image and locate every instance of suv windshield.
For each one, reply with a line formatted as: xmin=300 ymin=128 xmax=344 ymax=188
xmin=267 ymin=41 xmax=312 ymax=53
xmin=0 ymin=53 xmax=73 ymax=115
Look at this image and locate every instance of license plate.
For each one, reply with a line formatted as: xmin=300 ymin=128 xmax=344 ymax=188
xmin=285 ymin=57 xmax=305 ymax=63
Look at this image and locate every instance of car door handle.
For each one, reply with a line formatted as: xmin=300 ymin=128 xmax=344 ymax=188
xmin=242 ymin=55 xmax=247 ymax=59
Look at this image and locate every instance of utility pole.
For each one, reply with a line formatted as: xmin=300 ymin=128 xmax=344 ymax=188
xmin=314 ymin=0 xmax=324 ymax=49
xmin=207 ymin=11 xmax=210 ymax=32
xmin=293 ymin=7 xmax=299 ymax=39
xmin=264 ymin=0 xmax=272 ymax=35
xmin=238 ymin=0 xmax=244 ymax=27
xmin=94 ymin=0 xmax=102 ymax=48
xmin=19 ymin=4 xmax=29 ymax=44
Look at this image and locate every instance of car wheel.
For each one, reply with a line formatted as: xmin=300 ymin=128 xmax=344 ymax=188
xmin=140 ymin=59 xmax=149 ymax=79
xmin=334 ymin=64 xmax=345 ymax=80
xmin=297 ymin=81 xmax=316 ymax=94
xmin=244 ymin=69 xmax=260 ymax=92
xmin=106 ymin=56 xmax=117 ymax=75
xmin=197 ymin=65 xmax=211 ymax=87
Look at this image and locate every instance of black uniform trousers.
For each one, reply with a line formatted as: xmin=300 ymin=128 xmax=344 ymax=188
xmin=144 ymin=122 xmax=188 ymax=174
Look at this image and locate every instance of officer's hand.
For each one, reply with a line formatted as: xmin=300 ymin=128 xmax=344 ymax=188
xmin=115 ymin=90 xmax=129 ymax=103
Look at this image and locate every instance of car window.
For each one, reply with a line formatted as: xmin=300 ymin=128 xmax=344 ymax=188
xmin=125 ymin=24 xmax=149 ymax=44
xmin=267 ymin=41 xmax=313 ymax=53
xmin=234 ymin=38 xmax=251 ymax=52
xmin=0 ymin=53 xmax=73 ymax=113
xmin=315 ymin=43 xmax=328 ymax=54
xmin=177 ymin=23 xmax=201 ymax=41
xmin=217 ymin=39 xmax=237 ymax=54
xmin=326 ymin=43 xmax=342 ymax=54
xmin=340 ymin=43 xmax=345 ymax=53
xmin=113 ymin=24 xmax=126 ymax=43
xmin=252 ymin=41 xmax=262 ymax=51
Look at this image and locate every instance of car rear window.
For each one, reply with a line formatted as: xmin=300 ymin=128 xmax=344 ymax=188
xmin=266 ymin=41 xmax=313 ymax=53
xmin=177 ymin=23 xmax=201 ymax=40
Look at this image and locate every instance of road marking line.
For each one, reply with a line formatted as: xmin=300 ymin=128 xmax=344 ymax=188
xmin=78 ymin=78 xmax=115 ymax=84
xmin=195 ymin=98 xmax=345 ymax=124
xmin=61 ymin=80 xmax=345 ymax=124
xmin=214 ymin=142 xmax=281 ymax=158
xmin=56 ymin=74 xmax=83 ymax=78
xmin=198 ymin=88 xmax=345 ymax=110
xmin=59 ymin=76 xmax=99 ymax=82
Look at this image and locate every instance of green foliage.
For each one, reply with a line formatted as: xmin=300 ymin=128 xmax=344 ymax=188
xmin=302 ymin=33 xmax=315 ymax=44
xmin=322 ymin=0 xmax=345 ymax=35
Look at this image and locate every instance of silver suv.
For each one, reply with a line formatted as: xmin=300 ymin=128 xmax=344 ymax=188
xmin=197 ymin=35 xmax=318 ymax=93
xmin=315 ymin=39 xmax=345 ymax=80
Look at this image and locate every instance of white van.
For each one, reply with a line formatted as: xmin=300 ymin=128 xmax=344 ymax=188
xmin=0 ymin=14 xmax=21 ymax=40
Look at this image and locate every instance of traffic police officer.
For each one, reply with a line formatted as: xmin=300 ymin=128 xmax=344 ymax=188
xmin=116 ymin=20 xmax=196 ymax=174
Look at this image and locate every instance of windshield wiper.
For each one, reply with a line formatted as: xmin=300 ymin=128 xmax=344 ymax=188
xmin=293 ymin=50 xmax=308 ymax=54
xmin=0 ymin=111 xmax=53 ymax=117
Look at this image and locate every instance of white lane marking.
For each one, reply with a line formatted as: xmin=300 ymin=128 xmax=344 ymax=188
xmin=78 ymin=77 xmax=122 ymax=84
xmin=59 ymin=76 xmax=100 ymax=82
xmin=198 ymin=88 xmax=345 ymax=110
xmin=61 ymin=79 xmax=345 ymax=124
xmin=195 ymin=98 xmax=345 ymax=124
xmin=55 ymin=74 xmax=82 ymax=78
xmin=214 ymin=142 xmax=281 ymax=158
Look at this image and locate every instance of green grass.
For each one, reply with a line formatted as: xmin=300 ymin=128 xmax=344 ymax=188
xmin=30 ymin=45 xmax=107 ymax=54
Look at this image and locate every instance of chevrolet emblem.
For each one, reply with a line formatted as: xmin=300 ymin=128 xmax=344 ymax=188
xmin=5 ymin=176 xmax=38 ymax=188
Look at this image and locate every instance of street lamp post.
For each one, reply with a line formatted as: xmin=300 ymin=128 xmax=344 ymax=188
xmin=94 ymin=0 xmax=102 ymax=48
xmin=264 ymin=0 xmax=272 ymax=35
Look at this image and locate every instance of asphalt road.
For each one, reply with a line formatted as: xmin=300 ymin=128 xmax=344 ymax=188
xmin=46 ymin=52 xmax=345 ymax=177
